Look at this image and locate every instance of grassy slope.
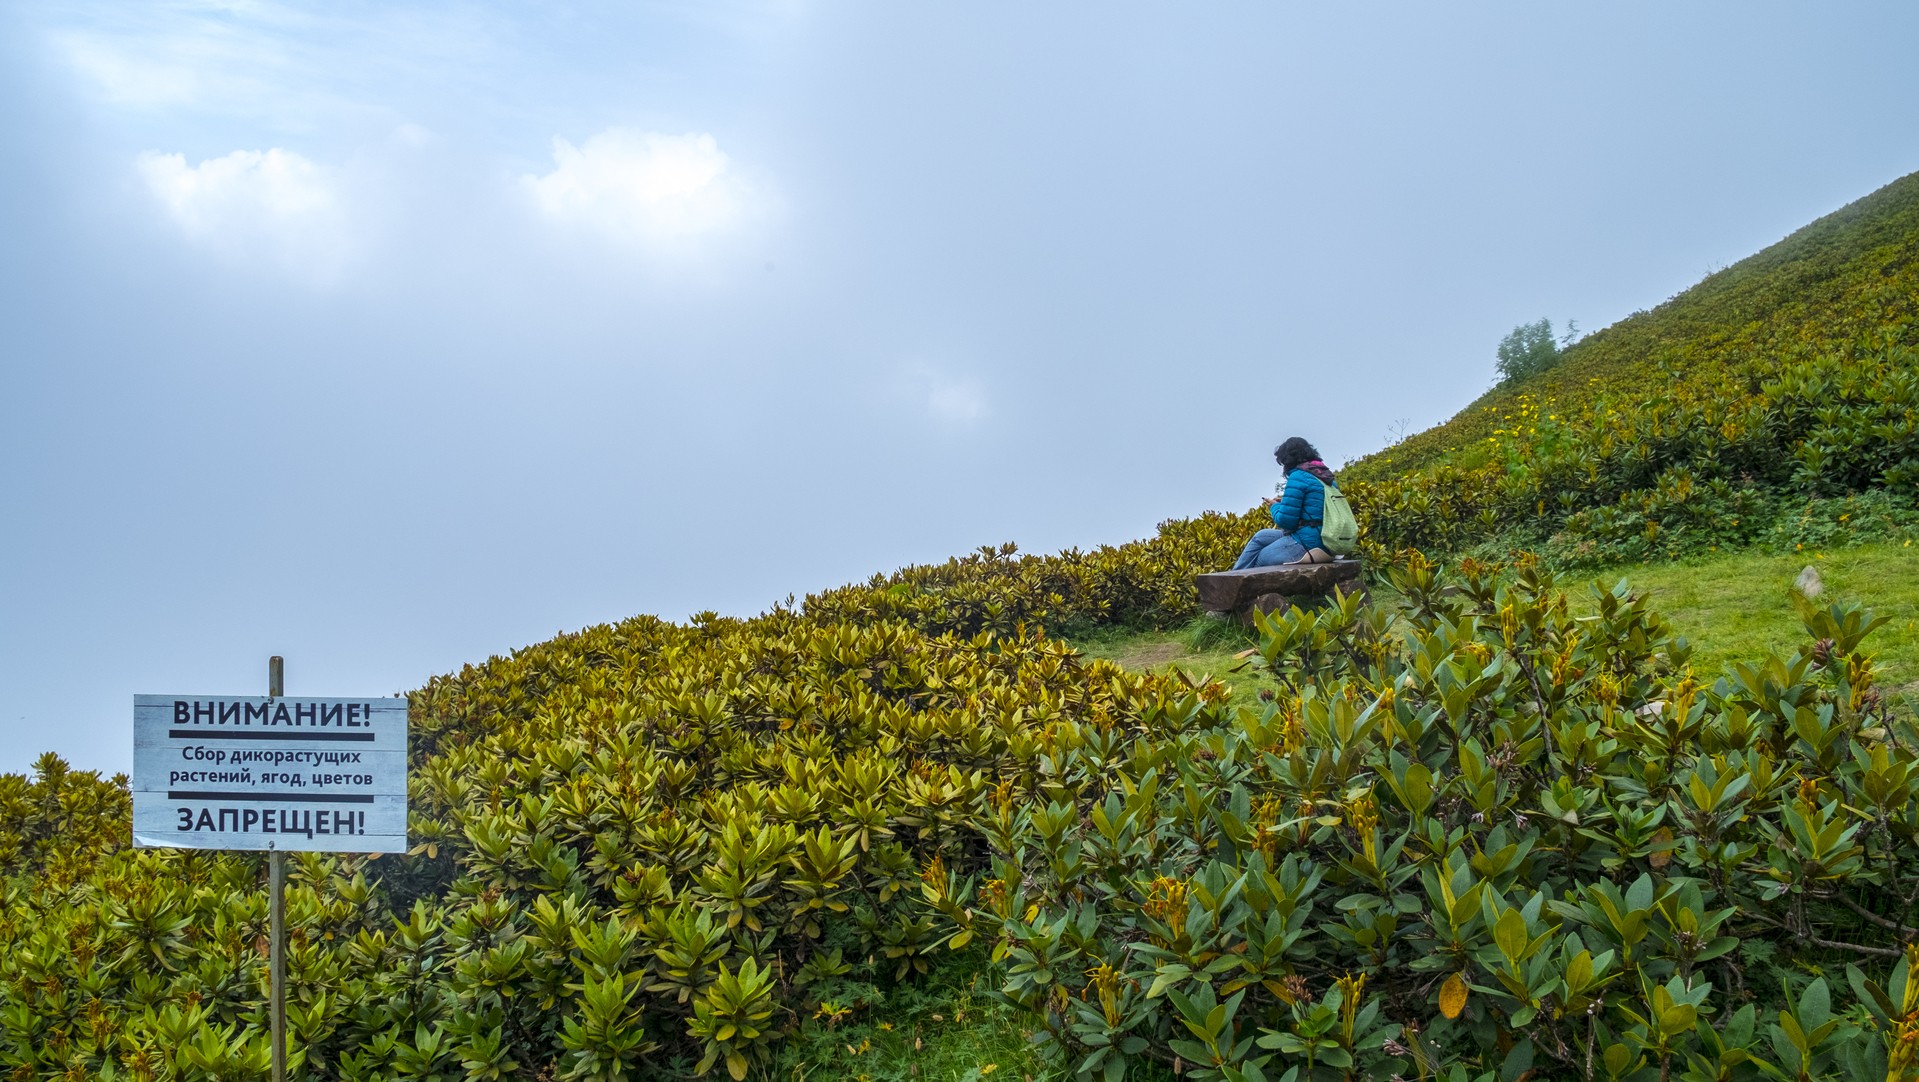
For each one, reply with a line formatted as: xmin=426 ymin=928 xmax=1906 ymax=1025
xmin=1070 ymin=619 xmax=1267 ymax=701
xmin=1072 ymin=542 xmax=1919 ymax=708
xmin=1586 ymin=541 xmax=1919 ymax=703
xmin=1343 ymin=170 xmax=1919 ymax=483
xmin=768 ymin=953 xmax=1071 ymax=1082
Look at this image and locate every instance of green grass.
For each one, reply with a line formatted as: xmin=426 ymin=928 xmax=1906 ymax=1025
xmin=764 ymin=951 xmax=1078 ymax=1082
xmin=1580 ymin=540 xmax=1919 ymax=703
xmin=1070 ymin=543 xmax=1919 ymax=709
xmin=1068 ymin=616 xmax=1271 ymax=701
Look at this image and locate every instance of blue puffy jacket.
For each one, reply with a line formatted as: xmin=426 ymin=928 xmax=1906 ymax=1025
xmin=1270 ymin=466 xmax=1334 ymax=550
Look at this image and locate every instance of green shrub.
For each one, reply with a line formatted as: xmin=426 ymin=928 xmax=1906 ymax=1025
xmin=6 ymin=551 xmax=1917 ymax=1078
xmin=0 ymin=616 xmax=1224 ymax=1078
xmin=1354 ymin=170 xmax=1919 ymax=484
xmin=1343 ymin=341 xmax=1919 ymax=563
xmin=1334 ymin=169 xmax=1919 ymax=565
xmin=924 ymin=554 xmax=1919 ymax=1080
xmin=1759 ymin=491 xmax=1919 ymax=552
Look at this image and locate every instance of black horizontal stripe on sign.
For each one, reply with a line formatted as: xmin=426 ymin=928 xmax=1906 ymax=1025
xmin=166 ymin=791 xmax=377 ymax=804
xmin=167 ymin=729 xmax=377 ymax=741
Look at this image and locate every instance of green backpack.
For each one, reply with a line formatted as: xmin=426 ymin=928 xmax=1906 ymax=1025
xmin=1319 ymin=484 xmax=1359 ymax=556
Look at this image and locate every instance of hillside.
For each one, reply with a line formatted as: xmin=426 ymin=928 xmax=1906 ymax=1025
xmin=1336 ymin=170 xmax=1919 ymax=565
xmin=1346 ymin=170 xmax=1919 ymax=483
xmin=6 ymin=173 xmax=1919 ymax=1081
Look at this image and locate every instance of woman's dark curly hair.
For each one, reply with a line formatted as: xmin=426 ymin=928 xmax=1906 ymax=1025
xmin=1273 ymin=437 xmax=1321 ymax=472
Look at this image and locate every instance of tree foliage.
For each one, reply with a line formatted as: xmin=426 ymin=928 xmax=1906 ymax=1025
xmin=1494 ymin=317 xmax=1563 ymax=385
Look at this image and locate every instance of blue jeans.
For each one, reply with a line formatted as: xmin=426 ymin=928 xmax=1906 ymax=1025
xmin=1232 ymin=529 xmax=1307 ymax=570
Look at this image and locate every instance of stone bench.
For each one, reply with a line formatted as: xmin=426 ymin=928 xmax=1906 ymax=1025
xmin=1196 ymin=559 xmax=1365 ymax=623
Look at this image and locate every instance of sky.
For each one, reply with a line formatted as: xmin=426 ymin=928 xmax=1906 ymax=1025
xmin=5 ymin=1 xmax=1918 ymax=776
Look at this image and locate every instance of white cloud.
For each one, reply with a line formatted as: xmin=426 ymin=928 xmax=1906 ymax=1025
xmin=522 ymin=130 xmax=761 ymax=244
xmin=136 ymin=148 xmax=354 ymax=279
xmin=56 ymin=32 xmax=208 ymax=108
xmin=897 ymin=364 xmax=989 ymax=427
xmin=43 ymin=2 xmax=504 ymax=128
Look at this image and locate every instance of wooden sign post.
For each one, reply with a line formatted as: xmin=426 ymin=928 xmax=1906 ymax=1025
xmin=268 ymin=656 xmax=285 ymax=1082
xmin=132 ymin=658 xmax=408 ymax=1081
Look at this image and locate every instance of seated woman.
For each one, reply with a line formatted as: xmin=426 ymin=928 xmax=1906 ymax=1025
xmin=1233 ymin=437 xmax=1340 ymax=569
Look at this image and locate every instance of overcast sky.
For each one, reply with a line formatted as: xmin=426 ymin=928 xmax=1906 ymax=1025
xmin=5 ymin=2 xmax=1918 ymax=776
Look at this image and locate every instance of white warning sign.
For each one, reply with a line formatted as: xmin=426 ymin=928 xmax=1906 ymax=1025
xmin=132 ymin=695 xmax=408 ymax=853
